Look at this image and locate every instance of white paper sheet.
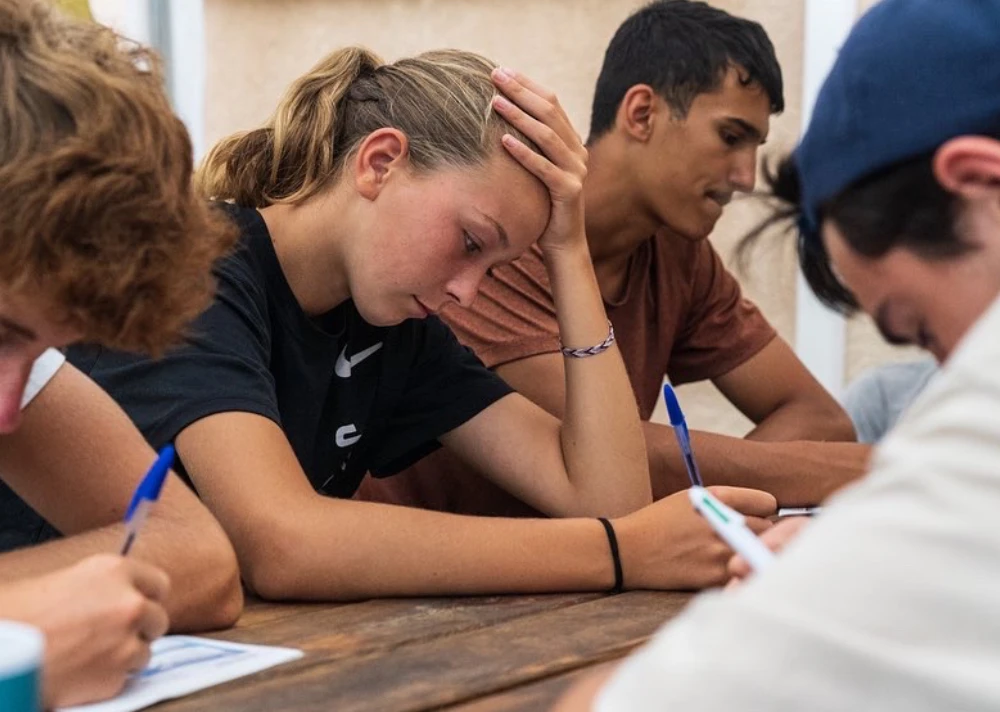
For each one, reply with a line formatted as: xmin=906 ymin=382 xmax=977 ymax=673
xmin=58 ymin=635 xmax=304 ymax=712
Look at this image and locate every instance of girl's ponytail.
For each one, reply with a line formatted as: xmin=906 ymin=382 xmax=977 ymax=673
xmin=198 ymin=47 xmax=383 ymax=207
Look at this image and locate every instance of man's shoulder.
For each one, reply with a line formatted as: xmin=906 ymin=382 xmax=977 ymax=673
xmin=484 ymin=244 xmax=551 ymax=300
xmin=437 ymin=245 xmax=560 ymax=368
xmin=446 ymin=244 xmax=554 ymax=321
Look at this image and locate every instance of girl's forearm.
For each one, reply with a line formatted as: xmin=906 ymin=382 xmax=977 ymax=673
xmin=543 ymin=243 xmax=651 ymax=515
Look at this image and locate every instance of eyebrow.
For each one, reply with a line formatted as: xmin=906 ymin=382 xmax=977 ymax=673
xmin=0 ymin=316 xmax=36 ymax=341
xmin=480 ymin=213 xmax=510 ymax=250
xmin=722 ymin=117 xmax=768 ymax=144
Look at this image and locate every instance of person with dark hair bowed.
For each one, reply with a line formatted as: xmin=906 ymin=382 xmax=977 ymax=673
xmin=555 ymin=0 xmax=1000 ymax=709
xmin=0 ymin=0 xmax=243 ymax=707
xmin=54 ymin=46 xmax=777 ymax=601
xmin=359 ymin=0 xmax=868 ymax=559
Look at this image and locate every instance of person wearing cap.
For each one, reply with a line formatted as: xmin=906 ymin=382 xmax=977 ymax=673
xmin=554 ymin=0 xmax=1000 ymax=709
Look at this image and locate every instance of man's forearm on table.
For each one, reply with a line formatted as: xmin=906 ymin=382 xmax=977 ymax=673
xmin=644 ymin=421 xmax=870 ymax=505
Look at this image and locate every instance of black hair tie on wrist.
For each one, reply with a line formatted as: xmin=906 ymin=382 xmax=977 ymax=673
xmin=598 ymin=517 xmax=624 ymax=594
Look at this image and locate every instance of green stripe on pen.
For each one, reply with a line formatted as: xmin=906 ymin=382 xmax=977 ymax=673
xmin=702 ymin=496 xmax=730 ymax=523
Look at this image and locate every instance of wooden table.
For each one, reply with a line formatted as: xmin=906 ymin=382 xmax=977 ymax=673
xmin=157 ymin=590 xmax=693 ymax=711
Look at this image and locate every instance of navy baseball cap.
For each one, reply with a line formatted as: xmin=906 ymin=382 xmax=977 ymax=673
xmin=796 ymin=0 xmax=1000 ymax=241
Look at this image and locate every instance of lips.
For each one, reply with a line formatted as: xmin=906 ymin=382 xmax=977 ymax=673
xmin=707 ymin=192 xmax=733 ymax=207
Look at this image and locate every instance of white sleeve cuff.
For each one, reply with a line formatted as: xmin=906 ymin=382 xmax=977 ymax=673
xmin=21 ymin=349 xmax=66 ymax=410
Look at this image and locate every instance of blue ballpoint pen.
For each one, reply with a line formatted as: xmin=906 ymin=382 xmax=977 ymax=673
xmin=120 ymin=444 xmax=175 ymax=555
xmin=662 ymin=384 xmax=703 ymax=487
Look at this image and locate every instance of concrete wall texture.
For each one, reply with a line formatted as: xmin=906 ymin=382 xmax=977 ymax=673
xmin=202 ymin=0 xmax=923 ymax=434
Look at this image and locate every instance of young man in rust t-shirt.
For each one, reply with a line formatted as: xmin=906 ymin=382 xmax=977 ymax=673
xmin=359 ymin=0 xmax=870 ymax=515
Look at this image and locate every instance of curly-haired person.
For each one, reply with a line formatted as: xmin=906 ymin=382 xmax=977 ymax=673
xmin=0 ymin=0 xmax=242 ymax=707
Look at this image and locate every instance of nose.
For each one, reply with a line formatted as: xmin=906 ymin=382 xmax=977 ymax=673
xmin=445 ymin=268 xmax=486 ymax=309
xmin=0 ymin=357 xmax=31 ymax=434
xmin=730 ymin=147 xmax=759 ymax=193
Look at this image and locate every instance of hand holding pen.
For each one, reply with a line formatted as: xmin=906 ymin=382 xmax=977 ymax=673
xmin=25 ymin=555 xmax=170 ymax=707
xmin=19 ymin=447 xmax=175 ymax=706
xmin=663 ymin=384 xmax=776 ymax=573
xmin=690 ymin=486 xmax=776 ymax=572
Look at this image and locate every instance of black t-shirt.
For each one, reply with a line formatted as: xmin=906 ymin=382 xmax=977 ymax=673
xmin=0 ymin=204 xmax=513 ymax=549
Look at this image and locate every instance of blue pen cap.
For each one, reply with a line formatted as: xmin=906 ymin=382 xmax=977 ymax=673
xmin=662 ymin=384 xmax=686 ymax=426
xmin=124 ymin=444 xmax=176 ymax=521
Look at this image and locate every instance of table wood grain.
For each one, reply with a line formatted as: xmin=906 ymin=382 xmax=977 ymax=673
xmin=157 ymin=590 xmax=693 ymax=712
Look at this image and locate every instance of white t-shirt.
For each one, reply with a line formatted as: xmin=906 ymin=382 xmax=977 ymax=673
xmin=20 ymin=349 xmax=65 ymax=409
xmin=843 ymin=358 xmax=938 ymax=443
xmin=596 ymin=294 xmax=1000 ymax=712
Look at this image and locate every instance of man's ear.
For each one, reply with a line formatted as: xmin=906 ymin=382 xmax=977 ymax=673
xmin=933 ymin=136 xmax=1000 ymax=199
xmin=615 ymin=84 xmax=662 ymax=143
xmin=353 ymin=128 xmax=409 ymax=200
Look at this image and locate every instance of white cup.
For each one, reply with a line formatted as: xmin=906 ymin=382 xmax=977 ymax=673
xmin=0 ymin=620 xmax=44 ymax=712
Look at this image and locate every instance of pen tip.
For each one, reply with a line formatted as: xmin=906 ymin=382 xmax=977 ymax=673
xmin=662 ymin=384 xmax=684 ymax=425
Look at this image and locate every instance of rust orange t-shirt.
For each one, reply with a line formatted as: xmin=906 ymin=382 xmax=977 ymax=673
xmin=356 ymin=232 xmax=776 ymax=514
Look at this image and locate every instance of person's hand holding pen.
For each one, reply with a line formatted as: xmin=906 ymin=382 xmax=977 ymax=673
xmin=0 ymin=446 xmax=175 ymax=708
xmin=610 ymin=486 xmax=775 ymax=590
xmin=601 ymin=384 xmax=776 ymax=590
xmin=0 ymin=555 xmax=170 ymax=708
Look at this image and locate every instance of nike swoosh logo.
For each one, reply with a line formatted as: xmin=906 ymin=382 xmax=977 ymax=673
xmin=335 ymin=342 xmax=384 ymax=378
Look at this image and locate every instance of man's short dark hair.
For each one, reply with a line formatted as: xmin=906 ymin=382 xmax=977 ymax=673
xmin=589 ymin=0 xmax=784 ymax=141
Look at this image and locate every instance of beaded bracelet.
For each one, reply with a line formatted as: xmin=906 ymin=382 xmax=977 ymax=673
xmin=560 ymin=320 xmax=615 ymax=359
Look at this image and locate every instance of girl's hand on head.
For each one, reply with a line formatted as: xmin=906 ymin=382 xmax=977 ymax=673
xmin=490 ymin=67 xmax=588 ymax=255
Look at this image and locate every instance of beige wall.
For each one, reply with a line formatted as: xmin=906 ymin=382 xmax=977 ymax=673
xmin=89 ymin=0 xmax=128 ymax=33
xmin=204 ymin=0 xmax=921 ymax=434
